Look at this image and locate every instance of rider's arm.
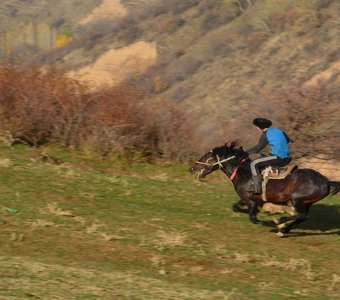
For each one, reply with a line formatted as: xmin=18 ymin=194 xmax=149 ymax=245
xmin=245 ymin=133 xmax=268 ymax=154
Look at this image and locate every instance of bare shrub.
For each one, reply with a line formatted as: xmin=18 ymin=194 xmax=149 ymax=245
xmin=135 ymin=56 xmax=202 ymax=95
xmin=244 ymin=31 xmax=269 ymax=51
xmin=158 ymin=16 xmax=185 ymax=34
xmin=142 ymin=0 xmax=197 ymax=17
xmin=170 ymin=86 xmax=191 ymax=100
xmin=269 ymin=9 xmax=301 ymax=32
xmin=0 ymin=63 xmax=197 ymax=161
xmin=201 ymin=9 xmax=238 ymax=31
xmin=163 ymin=57 xmax=202 ymax=85
xmin=0 ymin=63 xmax=92 ymax=146
xmin=198 ymin=0 xmax=221 ymax=13
xmin=171 ymin=0 xmax=200 ymax=15
xmin=140 ymin=97 xmax=197 ymax=161
xmin=207 ymin=37 xmax=236 ymax=58
xmin=318 ymin=0 xmax=335 ymax=9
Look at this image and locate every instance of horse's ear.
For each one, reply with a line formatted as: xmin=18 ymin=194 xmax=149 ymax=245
xmin=224 ymin=140 xmax=239 ymax=149
xmin=230 ymin=140 xmax=239 ymax=149
xmin=239 ymin=146 xmax=249 ymax=157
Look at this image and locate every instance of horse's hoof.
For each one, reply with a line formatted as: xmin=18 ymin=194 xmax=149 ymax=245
xmin=251 ymin=220 xmax=265 ymax=226
xmin=232 ymin=204 xmax=248 ymax=213
xmin=273 ymin=217 xmax=280 ymax=225
xmin=277 ymin=222 xmax=286 ymax=229
xmin=276 ymin=232 xmax=286 ymax=238
xmin=232 ymin=204 xmax=240 ymax=212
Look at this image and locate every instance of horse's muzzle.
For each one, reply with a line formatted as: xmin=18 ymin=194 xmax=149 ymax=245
xmin=188 ymin=166 xmax=196 ymax=174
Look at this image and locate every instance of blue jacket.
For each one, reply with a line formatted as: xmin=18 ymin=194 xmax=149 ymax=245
xmin=246 ymin=127 xmax=290 ymax=159
xmin=266 ymin=128 xmax=290 ymax=158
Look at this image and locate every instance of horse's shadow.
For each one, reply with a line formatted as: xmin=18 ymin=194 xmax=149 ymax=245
xmin=267 ymin=204 xmax=340 ymax=236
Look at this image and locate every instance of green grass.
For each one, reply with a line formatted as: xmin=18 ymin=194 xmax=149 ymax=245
xmin=0 ymin=144 xmax=339 ymax=299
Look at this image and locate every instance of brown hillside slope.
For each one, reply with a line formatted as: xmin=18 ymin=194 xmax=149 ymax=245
xmin=0 ymin=0 xmax=339 ymax=175
xmin=52 ymin=1 xmax=339 ymax=115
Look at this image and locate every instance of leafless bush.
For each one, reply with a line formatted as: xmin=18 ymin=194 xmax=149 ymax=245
xmin=144 ymin=0 xmax=199 ymax=17
xmin=170 ymin=86 xmax=191 ymax=100
xmin=0 ymin=63 xmax=198 ymax=161
xmin=163 ymin=57 xmax=202 ymax=85
xmin=244 ymin=31 xmax=269 ymax=51
xmin=201 ymin=9 xmax=238 ymax=31
xmin=140 ymin=98 xmax=197 ymax=160
xmin=133 ymin=56 xmax=202 ymax=95
xmin=171 ymin=0 xmax=200 ymax=15
xmin=318 ymin=0 xmax=335 ymax=9
xmin=207 ymin=37 xmax=236 ymax=58
xmin=198 ymin=0 xmax=220 ymax=13
xmin=158 ymin=16 xmax=185 ymax=34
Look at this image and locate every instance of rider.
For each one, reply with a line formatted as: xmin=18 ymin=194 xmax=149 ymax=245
xmin=246 ymin=118 xmax=291 ymax=194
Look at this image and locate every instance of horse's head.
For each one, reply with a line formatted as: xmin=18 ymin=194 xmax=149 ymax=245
xmin=189 ymin=141 xmax=248 ymax=179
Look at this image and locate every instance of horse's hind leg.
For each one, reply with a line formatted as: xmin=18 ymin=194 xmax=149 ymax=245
xmin=274 ymin=215 xmax=296 ymax=226
xmin=277 ymin=203 xmax=311 ymax=237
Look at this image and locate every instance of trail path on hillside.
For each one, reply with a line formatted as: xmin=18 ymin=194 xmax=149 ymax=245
xmin=79 ymin=0 xmax=127 ymax=25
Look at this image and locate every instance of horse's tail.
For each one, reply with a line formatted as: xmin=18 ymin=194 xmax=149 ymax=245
xmin=329 ymin=181 xmax=340 ymax=196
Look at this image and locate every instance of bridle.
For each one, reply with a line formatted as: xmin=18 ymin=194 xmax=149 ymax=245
xmin=195 ymin=154 xmax=236 ymax=169
xmin=196 ymin=152 xmax=248 ymax=181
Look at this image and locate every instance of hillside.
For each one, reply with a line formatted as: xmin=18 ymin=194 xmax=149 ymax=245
xmin=0 ymin=0 xmax=339 ymax=164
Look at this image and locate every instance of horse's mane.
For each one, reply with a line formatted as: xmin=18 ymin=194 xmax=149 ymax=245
xmin=212 ymin=140 xmax=248 ymax=159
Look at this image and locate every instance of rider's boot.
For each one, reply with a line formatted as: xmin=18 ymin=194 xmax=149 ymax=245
xmin=247 ymin=175 xmax=262 ymax=194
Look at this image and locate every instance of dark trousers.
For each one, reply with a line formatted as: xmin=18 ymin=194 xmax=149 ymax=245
xmin=250 ymin=155 xmax=289 ymax=176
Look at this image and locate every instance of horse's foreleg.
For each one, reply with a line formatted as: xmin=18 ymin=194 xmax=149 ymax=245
xmin=232 ymin=199 xmax=248 ymax=214
xmin=248 ymin=200 xmax=265 ymax=225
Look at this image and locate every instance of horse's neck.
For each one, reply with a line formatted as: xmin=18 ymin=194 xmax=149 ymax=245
xmin=222 ymin=161 xmax=251 ymax=179
xmin=225 ymin=161 xmax=252 ymax=181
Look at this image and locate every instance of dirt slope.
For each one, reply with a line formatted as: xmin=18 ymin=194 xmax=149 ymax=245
xmin=67 ymin=41 xmax=157 ymax=87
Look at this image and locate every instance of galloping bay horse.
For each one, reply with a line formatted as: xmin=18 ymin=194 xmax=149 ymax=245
xmin=189 ymin=141 xmax=340 ymax=237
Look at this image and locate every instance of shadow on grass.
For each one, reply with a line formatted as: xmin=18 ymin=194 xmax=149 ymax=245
xmin=268 ymin=204 xmax=340 ymax=237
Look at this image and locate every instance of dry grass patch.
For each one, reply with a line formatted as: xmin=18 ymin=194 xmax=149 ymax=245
xmin=85 ymin=220 xmax=106 ymax=234
xmin=149 ymin=173 xmax=170 ymax=181
xmin=328 ymin=274 xmax=340 ymax=292
xmin=30 ymin=219 xmax=57 ymax=229
xmin=261 ymin=257 xmax=316 ymax=281
xmin=0 ymin=256 xmax=249 ymax=299
xmin=154 ymin=230 xmax=188 ymax=248
xmin=45 ymin=202 xmax=75 ymax=217
xmin=0 ymin=158 xmax=13 ymax=167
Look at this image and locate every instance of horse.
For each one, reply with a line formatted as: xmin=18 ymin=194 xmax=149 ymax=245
xmin=189 ymin=141 xmax=340 ymax=237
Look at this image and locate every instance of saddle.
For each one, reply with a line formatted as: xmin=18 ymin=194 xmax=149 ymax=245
xmin=260 ymin=162 xmax=298 ymax=202
xmin=261 ymin=164 xmax=298 ymax=180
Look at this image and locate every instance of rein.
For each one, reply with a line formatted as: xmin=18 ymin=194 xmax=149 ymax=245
xmin=229 ymin=158 xmax=247 ymax=181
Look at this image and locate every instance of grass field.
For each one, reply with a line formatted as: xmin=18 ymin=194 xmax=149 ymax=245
xmin=0 ymin=144 xmax=339 ymax=299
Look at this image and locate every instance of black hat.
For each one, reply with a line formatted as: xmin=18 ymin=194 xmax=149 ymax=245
xmin=253 ymin=118 xmax=272 ymax=129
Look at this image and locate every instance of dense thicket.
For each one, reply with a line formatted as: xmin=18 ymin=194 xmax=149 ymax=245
xmin=0 ymin=63 xmax=197 ymax=161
